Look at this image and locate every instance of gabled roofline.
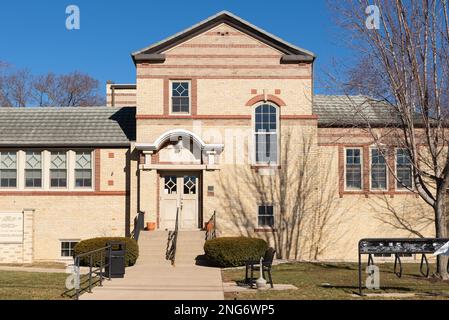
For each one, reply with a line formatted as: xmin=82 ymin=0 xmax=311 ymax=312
xmin=131 ymin=10 xmax=315 ymax=64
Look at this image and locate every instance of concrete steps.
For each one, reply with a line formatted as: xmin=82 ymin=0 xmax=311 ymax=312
xmin=137 ymin=230 xmax=206 ymax=266
xmin=81 ymin=229 xmax=223 ymax=300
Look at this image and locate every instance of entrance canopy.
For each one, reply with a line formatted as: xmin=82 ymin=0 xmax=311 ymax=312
xmin=135 ymin=129 xmax=224 ymax=153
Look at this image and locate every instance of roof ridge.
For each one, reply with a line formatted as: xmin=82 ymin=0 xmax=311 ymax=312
xmin=131 ymin=10 xmax=315 ymax=59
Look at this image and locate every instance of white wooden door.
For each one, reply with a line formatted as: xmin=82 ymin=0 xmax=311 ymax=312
xmin=160 ymin=172 xmax=199 ymax=230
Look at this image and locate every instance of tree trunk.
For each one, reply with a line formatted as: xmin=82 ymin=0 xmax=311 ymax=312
xmin=435 ymin=196 xmax=449 ymax=279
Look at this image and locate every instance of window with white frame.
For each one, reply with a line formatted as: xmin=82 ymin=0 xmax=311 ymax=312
xmin=371 ymin=148 xmax=387 ymax=190
xmin=396 ymin=149 xmax=412 ymax=189
xmin=345 ymin=148 xmax=362 ymax=190
xmin=25 ymin=151 xmax=42 ymax=188
xmin=0 ymin=151 xmax=17 ymax=188
xmin=75 ymin=151 xmax=92 ymax=188
xmin=60 ymin=240 xmax=79 ymax=257
xmin=171 ymin=81 xmax=190 ymax=113
xmin=254 ymin=104 xmax=278 ymax=164
xmin=258 ymin=204 xmax=274 ymax=228
xmin=50 ymin=151 xmax=67 ymax=188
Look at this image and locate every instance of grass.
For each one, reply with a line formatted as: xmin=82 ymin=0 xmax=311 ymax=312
xmin=222 ymin=262 xmax=449 ymax=300
xmin=0 ymin=271 xmax=69 ymax=300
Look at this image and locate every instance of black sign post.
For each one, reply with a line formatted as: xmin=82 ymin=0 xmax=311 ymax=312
xmin=357 ymin=238 xmax=449 ymax=296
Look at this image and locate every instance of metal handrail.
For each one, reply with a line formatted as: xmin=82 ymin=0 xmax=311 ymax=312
xmin=132 ymin=211 xmax=145 ymax=241
xmin=166 ymin=207 xmax=179 ymax=266
xmin=205 ymin=210 xmax=217 ymax=241
xmin=62 ymin=245 xmax=112 ymax=300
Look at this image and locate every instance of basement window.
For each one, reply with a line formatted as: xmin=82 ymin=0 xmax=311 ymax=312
xmin=258 ymin=205 xmax=274 ymax=228
xmin=60 ymin=240 xmax=79 ymax=257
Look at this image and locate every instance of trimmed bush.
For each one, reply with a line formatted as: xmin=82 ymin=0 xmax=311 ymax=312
xmin=73 ymin=237 xmax=139 ymax=267
xmin=204 ymin=237 xmax=268 ymax=267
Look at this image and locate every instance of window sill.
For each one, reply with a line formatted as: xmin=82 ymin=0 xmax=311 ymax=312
xmin=250 ymin=165 xmax=281 ymax=170
xmin=254 ymin=228 xmax=276 ymax=233
xmin=339 ymin=190 xmax=418 ymax=198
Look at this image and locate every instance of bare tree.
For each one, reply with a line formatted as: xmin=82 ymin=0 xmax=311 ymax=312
xmin=0 ymin=68 xmax=32 ymax=107
xmin=330 ymin=0 xmax=449 ymax=278
xmin=0 ymin=63 xmax=105 ymax=107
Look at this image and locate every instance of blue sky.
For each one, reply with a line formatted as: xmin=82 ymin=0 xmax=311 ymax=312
xmin=0 ymin=1 xmax=350 ymax=94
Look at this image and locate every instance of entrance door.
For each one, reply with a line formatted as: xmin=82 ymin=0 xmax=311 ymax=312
xmin=160 ymin=172 xmax=199 ymax=230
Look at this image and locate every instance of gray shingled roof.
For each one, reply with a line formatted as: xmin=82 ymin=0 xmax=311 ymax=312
xmin=313 ymin=95 xmax=404 ymax=127
xmin=0 ymin=107 xmax=135 ymax=147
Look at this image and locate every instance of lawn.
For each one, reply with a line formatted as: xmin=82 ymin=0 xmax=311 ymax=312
xmin=0 ymin=271 xmax=69 ymax=300
xmin=222 ymin=262 xmax=449 ymax=300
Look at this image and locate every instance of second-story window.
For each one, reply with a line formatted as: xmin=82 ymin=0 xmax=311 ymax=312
xmin=396 ymin=149 xmax=412 ymax=189
xmin=50 ymin=151 xmax=67 ymax=188
xmin=171 ymin=81 xmax=190 ymax=114
xmin=0 ymin=151 xmax=17 ymax=188
xmin=254 ymin=104 xmax=278 ymax=164
xmin=371 ymin=149 xmax=387 ymax=190
xmin=25 ymin=151 xmax=42 ymax=188
xmin=75 ymin=151 xmax=92 ymax=188
xmin=345 ymin=148 xmax=362 ymax=190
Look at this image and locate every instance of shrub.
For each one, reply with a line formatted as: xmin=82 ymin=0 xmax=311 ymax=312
xmin=204 ymin=237 xmax=268 ymax=267
xmin=73 ymin=237 xmax=139 ymax=267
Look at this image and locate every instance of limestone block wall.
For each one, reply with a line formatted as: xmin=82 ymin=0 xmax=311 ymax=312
xmin=0 ymin=209 xmax=34 ymax=264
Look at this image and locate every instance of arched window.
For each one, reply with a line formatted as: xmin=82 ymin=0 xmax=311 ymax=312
xmin=254 ymin=103 xmax=278 ymax=164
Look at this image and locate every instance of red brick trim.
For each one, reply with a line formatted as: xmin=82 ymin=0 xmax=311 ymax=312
xmin=139 ymin=152 xmax=146 ymax=165
xmin=275 ymin=89 xmax=281 ymax=95
xmin=157 ymin=171 xmax=161 ymax=229
xmin=136 ymin=114 xmax=318 ymax=121
xmin=106 ymin=93 xmax=136 ymax=97
xmin=280 ymin=115 xmax=318 ymax=120
xmin=139 ymin=64 xmax=306 ymax=70
xmin=251 ymin=89 xmax=258 ymax=95
xmin=137 ymin=115 xmax=252 ymax=120
xmin=191 ymin=78 xmax=198 ymax=115
xmin=137 ymin=75 xmax=312 ymax=80
xmin=179 ymin=44 xmax=265 ymax=48
xmin=245 ymin=94 xmax=287 ymax=107
xmin=151 ymin=153 xmax=160 ymax=164
xmin=363 ymin=146 xmax=370 ymax=192
xmin=0 ymin=191 xmax=127 ymax=196
xmin=203 ymin=31 xmax=243 ymax=36
xmin=95 ymin=149 xmax=101 ymax=192
xmin=108 ymin=180 xmax=114 ymax=186
xmin=156 ymin=161 xmax=201 ymax=165
xmin=108 ymin=152 xmax=115 ymax=159
xmin=166 ymin=54 xmax=282 ymax=59
xmin=338 ymin=145 xmax=345 ymax=198
xmin=163 ymin=78 xmax=169 ymax=115
xmin=251 ymin=165 xmax=281 ymax=172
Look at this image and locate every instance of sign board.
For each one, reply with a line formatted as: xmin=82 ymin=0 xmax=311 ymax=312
xmin=0 ymin=212 xmax=23 ymax=243
xmin=359 ymin=238 xmax=449 ymax=255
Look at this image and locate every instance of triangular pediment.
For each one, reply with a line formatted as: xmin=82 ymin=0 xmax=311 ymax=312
xmin=132 ymin=11 xmax=315 ymax=63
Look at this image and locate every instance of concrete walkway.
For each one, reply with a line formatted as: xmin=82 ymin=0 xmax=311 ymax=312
xmin=81 ymin=231 xmax=224 ymax=300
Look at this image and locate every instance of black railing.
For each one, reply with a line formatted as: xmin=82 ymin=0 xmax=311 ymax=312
xmin=205 ymin=210 xmax=217 ymax=241
xmin=132 ymin=211 xmax=145 ymax=241
xmin=166 ymin=207 xmax=179 ymax=266
xmin=62 ymin=245 xmax=112 ymax=300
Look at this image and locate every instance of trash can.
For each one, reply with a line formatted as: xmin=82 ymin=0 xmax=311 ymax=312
xmin=105 ymin=241 xmax=126 ymax=278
